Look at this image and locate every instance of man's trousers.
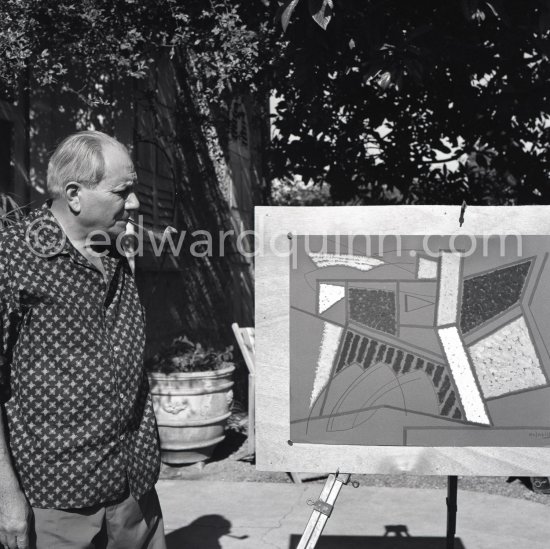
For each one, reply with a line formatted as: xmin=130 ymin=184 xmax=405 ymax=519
xmin=31 ymin=488 xmax=166 ymax=549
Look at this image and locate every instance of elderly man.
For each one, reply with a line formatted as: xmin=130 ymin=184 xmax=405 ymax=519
xmin=0 ymin=131 xmax=165 ymax=549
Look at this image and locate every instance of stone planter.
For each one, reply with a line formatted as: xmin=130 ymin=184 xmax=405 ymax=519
xmin=148 ymin=363 xmax=234 ymax=465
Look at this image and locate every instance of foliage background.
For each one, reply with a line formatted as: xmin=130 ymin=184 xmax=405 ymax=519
xmin=1 ymin=0 xmax=549 ymax=205
xmin=271 ymin=0 xmax=550 ymax=205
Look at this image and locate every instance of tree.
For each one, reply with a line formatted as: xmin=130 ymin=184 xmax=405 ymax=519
xmin=0 ymin=0 xmax=273 ymax=346
xmin=270 ymin=0 xmax=550 ymax=205
xmin=2 ymin=1 xmax=549 ymax=207
xmin=0 ymin=0 xmax=266 ymax=111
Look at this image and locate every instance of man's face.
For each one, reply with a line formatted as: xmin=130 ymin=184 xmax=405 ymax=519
xmin=78 ymin=145 xmax=139 ymax=238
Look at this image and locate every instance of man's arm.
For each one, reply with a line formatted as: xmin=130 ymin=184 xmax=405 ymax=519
xmin=0 ymin=405 xmax=31 ymax=549
xmin=0 ymin=244 xmax=31 ymax=549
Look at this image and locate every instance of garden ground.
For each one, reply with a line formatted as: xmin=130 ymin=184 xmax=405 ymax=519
xmin=157 ymin=428 xmax=550 ymax=549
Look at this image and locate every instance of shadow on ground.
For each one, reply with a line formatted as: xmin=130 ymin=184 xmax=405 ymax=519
xmin=166 ymin=516 xmax=466 ymax=549
xmin=289 ymin=534 xmax=466 ymax=548
xmin=207 ymin=430 xmax=248 ymax=462
xmin=166 ymin=514 xmax=247 ymax=549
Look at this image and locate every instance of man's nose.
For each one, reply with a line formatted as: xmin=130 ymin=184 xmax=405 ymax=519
xmin=125 ymin=191 xmax=140 ymax=211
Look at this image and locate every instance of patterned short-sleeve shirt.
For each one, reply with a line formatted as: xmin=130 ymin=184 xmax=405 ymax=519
xmin=0 ymin=203 xmax=160 ymax=509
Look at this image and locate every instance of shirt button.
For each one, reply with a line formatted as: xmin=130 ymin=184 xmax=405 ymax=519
xmin=113 ymin=345 xmax=121 ymax=353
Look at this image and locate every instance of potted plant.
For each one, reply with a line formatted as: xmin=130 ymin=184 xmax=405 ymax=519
xmin=0 ymin=194 xmax=25 ymax=227
xmin=146 ymin=336 xmax=235 ymax=465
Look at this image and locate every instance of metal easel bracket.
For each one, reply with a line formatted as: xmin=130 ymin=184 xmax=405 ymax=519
xmin=297 ymin=471 xmax=354 ymax=549
xmin=312 ymin=500 xmax=333 ymax=517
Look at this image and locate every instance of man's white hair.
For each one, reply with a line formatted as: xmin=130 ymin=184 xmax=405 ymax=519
xmin=47 ymin=131 xmax=129 ymax=199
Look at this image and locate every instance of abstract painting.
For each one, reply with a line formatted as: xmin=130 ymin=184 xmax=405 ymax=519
xmin=290 ymin=234 xmax=550 ymax=447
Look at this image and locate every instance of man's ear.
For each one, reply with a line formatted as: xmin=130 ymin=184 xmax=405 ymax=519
xmin=64 ymin=182 xmax=82 ymax=213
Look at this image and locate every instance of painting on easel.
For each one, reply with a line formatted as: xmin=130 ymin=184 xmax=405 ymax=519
xmin=290 ymin=234 xmax=550 ymax=447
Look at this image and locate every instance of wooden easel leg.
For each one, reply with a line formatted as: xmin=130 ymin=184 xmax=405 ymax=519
xmin=446 ymin=475 xmax=458 ymax=549
xmin=297 ymin=472 xmax=350 ymax=549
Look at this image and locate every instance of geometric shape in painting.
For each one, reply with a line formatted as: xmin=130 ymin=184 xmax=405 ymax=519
xmin=398 ymin=327 xmax=445 ymax=360
xmin=318 ymin=283 xmax=345 ymax=314
xmin=310 ymin=362 xmax=363 ymax=419
xmin=319 ymin=296 xmax=346 ymax=325
xmin=327 ymin=362 xmax=404 ymax=431
xmin=397 ymin=370 xmax=440 ymax=417
xmin=417 ymin=257 xmax=438 ymax=279
xmin=487 ymin=386 xmax=550 ymax=427
xmin=460 ymin=260 xmax=532 ymax=334
xmin=437 ymin=326 xmax=491 ymax=425
xmin=436 ymin=252 xmax=462 ymax=326
xmin=327 ymin=366 xmax=440 ymax=433
xmin=308 ymin=252 xmax=384 ymax=271
xmin=348 ymin=288 xmax=396 ymax=335
xmin=468 ymin=316 xmax=547 ymax=399
xmin=405 ymin=294 xmax=435 ymax=313
xmin=331 ymin=328 xmax=465 ymax=421
xmin=310 ymin=322 xmax=343 ymax=409
xmin=398 ymin=282 xmax=438 ymax=327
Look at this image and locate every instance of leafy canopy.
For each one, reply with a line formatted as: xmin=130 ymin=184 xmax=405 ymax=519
xmin=0 ymin=0 xmax=264 ymax=107
xmin=1 ymin=0 xmax=549 ymax=205
xmin=271 ymin=0 xmax=550 ymax=204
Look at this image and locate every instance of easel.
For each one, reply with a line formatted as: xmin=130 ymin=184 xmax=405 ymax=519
xmin=297 ymin=472 xmax=459 ymax=549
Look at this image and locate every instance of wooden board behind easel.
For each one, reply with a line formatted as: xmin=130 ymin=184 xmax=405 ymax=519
xmin=255 ymin=205 xmax=550 ymax=475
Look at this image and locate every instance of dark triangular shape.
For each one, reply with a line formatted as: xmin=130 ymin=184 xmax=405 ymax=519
xmin=460 ymin=260 xmax=532 ymax=334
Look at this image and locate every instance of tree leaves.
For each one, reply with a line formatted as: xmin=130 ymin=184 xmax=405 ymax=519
xmin=277 ymin=0 xmax=334 ymax=31
xmin=309 ymin=0 xmax=333 ymax=30
xmin=270 ymin=1 xmax=550 ymax=205
xmin=0 ymin=1 xmax=269 ymax=109
xmin=277 ymin=0 xmax=301 ymax=32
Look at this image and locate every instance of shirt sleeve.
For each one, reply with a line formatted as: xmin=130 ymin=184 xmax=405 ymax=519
xmin=0 ymin=243 xmax=21 ymax=392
